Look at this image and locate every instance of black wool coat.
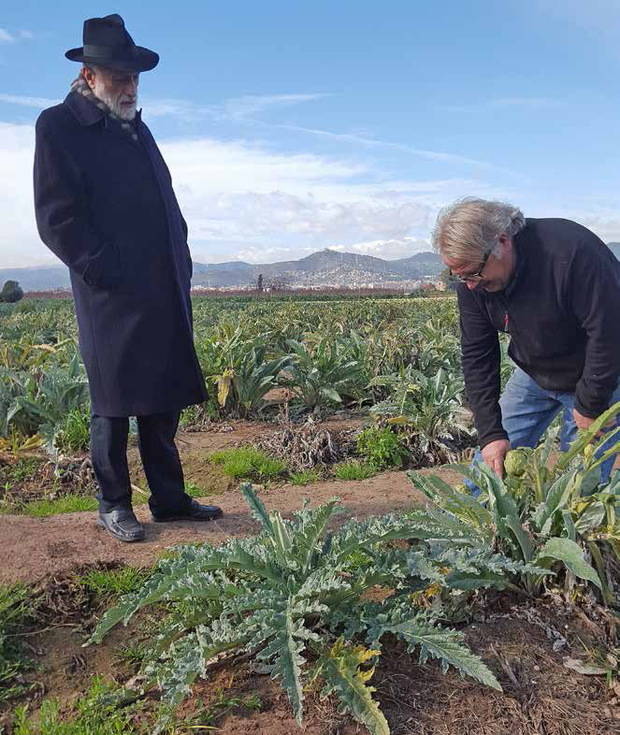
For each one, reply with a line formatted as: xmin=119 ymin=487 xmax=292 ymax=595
xmin=33 ymin=91 xmax=207 ymax=417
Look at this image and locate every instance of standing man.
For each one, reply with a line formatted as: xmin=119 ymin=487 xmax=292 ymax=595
xmin=432 ymin=198 xmax=620 ymax=479
xmin=34 ymin=14 xmax=222 ymax=542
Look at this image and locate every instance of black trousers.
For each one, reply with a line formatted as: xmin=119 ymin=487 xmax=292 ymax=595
xmin=90 ymin=411 xmax=193 ymax=515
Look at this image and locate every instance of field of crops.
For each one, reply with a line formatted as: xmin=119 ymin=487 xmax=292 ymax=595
xmin=0 ymin=294 xmax=618 ymax=734
xmin=0 ymin=294 xmax=482 ymax=461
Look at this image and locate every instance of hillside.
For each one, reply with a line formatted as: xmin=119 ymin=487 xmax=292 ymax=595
xmin=4 ymin=241 xmax=619 ymax=292
xmin=3 ymin=248 xmax=442 ymax=291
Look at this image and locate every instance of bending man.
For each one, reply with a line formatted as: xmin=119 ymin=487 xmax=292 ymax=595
xmin=433 ymin=198 xmax=620 ymax=479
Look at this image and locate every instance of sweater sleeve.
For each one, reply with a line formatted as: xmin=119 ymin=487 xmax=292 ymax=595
xmin=569 ymin=238 xmax=620 ymax=417
xmin=457 ymin=285 xmax=507 ymax=447
xmin=33 ymin=114 xmax=121 ymax=290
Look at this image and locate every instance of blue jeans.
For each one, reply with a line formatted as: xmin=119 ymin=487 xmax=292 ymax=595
xmin=471 ymin=367 xmax=620 ymax=484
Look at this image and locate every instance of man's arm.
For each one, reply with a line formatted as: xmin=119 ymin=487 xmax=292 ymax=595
xmin=33 ymin=115 xmax=120 ymax=289
xmin=569 ymin=237 xmax=620 ymax=423
xmin=458 ymin=285 xmax=508 ymax=462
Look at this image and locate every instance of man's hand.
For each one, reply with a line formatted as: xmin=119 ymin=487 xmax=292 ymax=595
xmin=573 ymin=408 xmax=595 ymax=431
xmin=481 ymin=439 xmax=511 ymax=477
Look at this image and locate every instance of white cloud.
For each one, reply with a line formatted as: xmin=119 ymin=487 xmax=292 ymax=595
xmin=222 ymin=93 xmax=329 ymax=120
xmin=0 ymin=120 xmax=453 ymax=267
xmin=5 ymin=118 xmax=615 ymax=270
xmin=331 ymin=237 xmax=432 ymax=260
xmin=0 ymin=28 xmax=35 ymax=43
xmin=158 ymin=137 xmax=445 ymax=259
xmin=0 ymin=122 xmax=44 ymax=267
xmin=141 ymin=93 xmax=521 ymax=183
xmin=274 ymin=122 xmax=521 ymax=177
xmin=144 ymin=98 xmax=207 ymax=118
xmin=0 ymin=94 xmax=59 ymax=109
xmin=143 ymin=92 xmax=328 ymax=122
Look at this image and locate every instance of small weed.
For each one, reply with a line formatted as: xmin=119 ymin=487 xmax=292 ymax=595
xmin=356 ymin=425 xmax=407 ymax=469
xmin=333 ymin=460 xmax=377 ymax=481
xmin=289 ymin=469 xmax=322 ymax=485
xmin=210 ymin=447 xmax=287 ymax=482
xmin=164 ymin=686 xmax=263 ymax=732
xmin=115 ymin=641 xmax=149 ymax=669
xmin=12 ymin=676 xmax=140 ymax=734
xmin=53 ymin=408 xmax=91 ymax=453
xmin=0 ymin=457 xmax=42 ymax=488
xmin=78 ymin=566 xmax=150 ymax=600
xmin=0 ymin=583 xmax=35 ymax=704
xmin=19 ymin=495 xmax=98 ymax=517
xmin=185 ymin=481 xmax=216 ymax=498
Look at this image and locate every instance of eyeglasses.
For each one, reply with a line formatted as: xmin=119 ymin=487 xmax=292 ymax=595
xmin=450 ymin=247 xmax=492 ymax=284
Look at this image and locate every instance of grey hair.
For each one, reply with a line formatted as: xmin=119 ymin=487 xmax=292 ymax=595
xmin=432 ymin=197 xmax=525 ymax=263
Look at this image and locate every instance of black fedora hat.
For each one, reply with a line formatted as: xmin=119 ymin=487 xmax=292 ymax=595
xmin=65 ymin=14 xmax=159 ymax=72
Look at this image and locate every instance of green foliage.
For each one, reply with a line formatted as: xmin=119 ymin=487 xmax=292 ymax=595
xmin=0 ymin=352 xmax=89 ymax=444
xmin=284 ymin=337 xmax=365 ymax=410
xmin=12 ymin=677 xmax=138 ymax=735
xmin=184 ymin=481 xmax=217 ymax=498
xmin=0 ymin=456 xmax=42 ymax=486
xmin=78 ymin=566 xmax=150 ymax=600
xmin=407 ymin=407 xmax=620 ymax=599
xmin=0 ymin=583 xmax=34 ymax=704
xmin=0 ymin=296 xmax=478 ymax=466
xmin=210 ymin=447 xmax=287 ymax=482
xmin=162 ymin=689 xmax=263 ymax=732
xmin=16 ymin=494 xmax=98 ymax=517
xmin=356 ymin=426 xmax=407 ymax=469
xmin=0 ymin=280 xmax=24 ymax=303
xmin=89 ymin=484 xmax=502 ymax=734
xmin=199 ymin=326 xmax=290 ymax=417
xmin=52 ymin=406 xmax=91 ymax=453
xmin=289 ymin=469 xmax=322 ymax=485
xmin=315 ymin=640 xmax=389 ymax=735
xmin=333 ymin=460 xmax=378 ymax=481
xmin=370 ymin=366 xmax=473 ymax=464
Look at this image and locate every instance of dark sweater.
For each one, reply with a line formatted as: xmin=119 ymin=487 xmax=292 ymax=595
xmin=457 ymin=218 xmax=620 ymax=448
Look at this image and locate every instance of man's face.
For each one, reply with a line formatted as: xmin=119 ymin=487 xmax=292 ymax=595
xmin=443 ymin=234 xmax=515 ymax=293
xmin=85 ymin=66 xmax=139 ymax=121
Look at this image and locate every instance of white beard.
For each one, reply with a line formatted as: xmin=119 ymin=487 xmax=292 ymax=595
xmin=93 ymin=79 xmax=137 ymax=121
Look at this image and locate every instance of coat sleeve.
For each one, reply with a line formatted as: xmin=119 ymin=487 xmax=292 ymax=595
xmin=33 ymin=115 xmax=121 ymax=289
xmin=457 ymin=285 xmax=507 ymax=447
xmin=568 ymin=237 xmax=620 ymax=417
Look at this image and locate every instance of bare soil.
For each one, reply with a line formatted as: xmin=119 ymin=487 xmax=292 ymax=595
xmin=0 ymin=417 xmax=450 ymax=584
xmin=0 ymin=467 xmax=442 ymax=585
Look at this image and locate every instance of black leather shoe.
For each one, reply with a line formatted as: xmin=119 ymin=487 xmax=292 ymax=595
xmin=97 ymin=508 xmax=145 ymax=542
xmin=152 ymin=499 xmax=223 ymax=523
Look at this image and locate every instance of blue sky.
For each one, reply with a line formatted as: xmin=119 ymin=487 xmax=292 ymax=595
xmin=2 ymin=0 xmax=620 ymax=266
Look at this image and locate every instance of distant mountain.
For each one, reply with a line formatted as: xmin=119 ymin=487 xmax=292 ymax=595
xmin=0 ymin=265 xmax=70 ymax=292
xmin=0 ymin=250 xmax=434 ymax=292
xmin=5 ymin=239 xmax=619 ymax=293
xmin=190 ymin=248 xmax=443 ymax=288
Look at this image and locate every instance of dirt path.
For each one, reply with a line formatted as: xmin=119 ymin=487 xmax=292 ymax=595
xmin=1 ymin=417 xmax=462 ymax=584
xmin=0 ymin=468 xmax=459 ymax=584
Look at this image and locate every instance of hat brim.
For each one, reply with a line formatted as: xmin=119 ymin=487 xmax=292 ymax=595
xmin=65 ymin=46 xmax=159 ymax=72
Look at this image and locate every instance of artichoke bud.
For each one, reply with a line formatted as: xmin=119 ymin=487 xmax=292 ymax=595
xmin=504 ymin=449 xmax=528 ymax=477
